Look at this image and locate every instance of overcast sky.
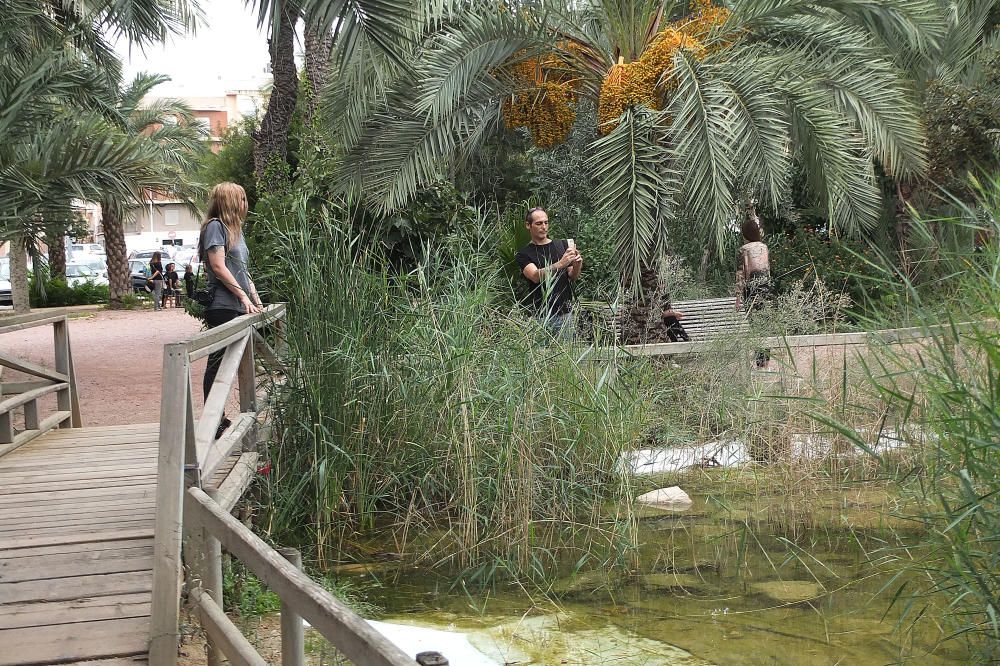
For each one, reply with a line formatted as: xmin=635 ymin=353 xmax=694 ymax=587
xmin=114 ymin=0 xmax=274 ymax=96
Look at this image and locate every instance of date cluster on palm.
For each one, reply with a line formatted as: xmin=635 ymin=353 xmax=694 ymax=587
xmin=501 ymin=0 xmax=731 ymax=144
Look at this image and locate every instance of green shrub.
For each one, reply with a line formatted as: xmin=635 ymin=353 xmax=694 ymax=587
xmin=28 ymin=276 xmax=109 ymax=307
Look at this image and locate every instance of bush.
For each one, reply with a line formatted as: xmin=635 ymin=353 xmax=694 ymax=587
xmin=29 ymin=276 xmax=108 ymax=307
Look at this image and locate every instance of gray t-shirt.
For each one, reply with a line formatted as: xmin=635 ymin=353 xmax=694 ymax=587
xmin=201 ymin=218 xmax=252 ymax=313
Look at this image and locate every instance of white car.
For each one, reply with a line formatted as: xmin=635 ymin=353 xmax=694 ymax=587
xmin=65 ymin=262 xmax=109 ymax=287
xmin=0 ymin=257 xmax=11 ymax=305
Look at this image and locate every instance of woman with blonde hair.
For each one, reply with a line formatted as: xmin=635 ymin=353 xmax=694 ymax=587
xmin=198 ymin=182 xmax=262 ymax=437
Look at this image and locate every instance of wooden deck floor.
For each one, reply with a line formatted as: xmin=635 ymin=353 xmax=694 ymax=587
xmin=0 ymin=423 xmax=160 ymax=666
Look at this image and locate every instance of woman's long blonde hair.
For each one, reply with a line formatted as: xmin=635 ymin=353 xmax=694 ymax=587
xmin=199 ymin=182 xmax=248 ymax=260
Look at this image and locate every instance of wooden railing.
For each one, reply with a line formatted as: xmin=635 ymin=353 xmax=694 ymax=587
xmin=0 ymin=312 xmax=82 ymax=456
xmin=148 ymin=304 xmax=418 ymax=666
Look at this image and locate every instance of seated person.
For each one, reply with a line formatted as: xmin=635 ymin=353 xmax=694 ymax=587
xmin=662 ymin=306 xmax=690 ymax=342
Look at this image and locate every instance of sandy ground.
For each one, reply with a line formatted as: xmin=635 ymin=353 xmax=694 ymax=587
xmin=0 ymin=307 xmax=222 ymax=426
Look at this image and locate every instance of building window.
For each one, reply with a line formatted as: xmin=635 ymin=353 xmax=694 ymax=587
xmin=164 ymin=209 xmax=180 ymax=226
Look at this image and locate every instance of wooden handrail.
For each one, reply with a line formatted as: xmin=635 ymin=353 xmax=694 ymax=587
xmin=186 ymin=487 xmax=415 ymax=666
xmin=151 ymin=303 xmax=288 ymax=665
xmin=0 ymin=314 xmax=81 ymax=456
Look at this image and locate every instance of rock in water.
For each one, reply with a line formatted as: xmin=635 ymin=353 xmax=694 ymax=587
xmin=750 ymin=580 xmax=825 ymax=604
xmin=640 ymin=573 xmax=704 ymax=592
xmin=636 ymin=486 xmax=693 ymax=510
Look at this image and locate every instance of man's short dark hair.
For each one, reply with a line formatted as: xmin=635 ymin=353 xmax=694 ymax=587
xmin=525 ymin=206 xmax=546 ymax=224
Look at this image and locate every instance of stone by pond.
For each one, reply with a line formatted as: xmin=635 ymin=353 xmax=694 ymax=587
xmin=750 ymin=580 xmax=826 ymax=605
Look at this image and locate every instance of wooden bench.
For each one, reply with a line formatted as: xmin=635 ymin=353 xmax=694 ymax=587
xmin=670 ymin=297 xmax=749 ymax=341
xmin=579 ymin=296 xmax=748 ymax=343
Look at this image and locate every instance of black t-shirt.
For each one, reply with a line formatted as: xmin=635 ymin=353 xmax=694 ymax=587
xmin=184 ymin=272 xmax=195 ymax=297
xmin=166 ymin=270 xmax=179 ymax=289
xmin=514 ymin=239 xmax=573 ymax=316
xmin=149 ymin=261 xmax=164 ymax=281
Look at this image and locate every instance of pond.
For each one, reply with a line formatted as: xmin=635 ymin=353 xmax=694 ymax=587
xmin=317 ymin=490 xmax=966 ymax=665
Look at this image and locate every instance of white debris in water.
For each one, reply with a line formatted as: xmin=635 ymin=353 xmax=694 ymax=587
xmin=625 ymin=440 xmax=750 ymax=476
xmin=626 ymin=426 xmax=929 ymax=476
xmin=367 ymin=620 xmax=501 ymax=665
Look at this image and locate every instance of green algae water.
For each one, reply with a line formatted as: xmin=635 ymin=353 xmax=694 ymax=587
xmin=330 ymin=491 xmax=968 ymax=665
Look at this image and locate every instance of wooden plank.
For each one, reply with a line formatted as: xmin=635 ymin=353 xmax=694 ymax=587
xmin=0 ymin=538 xmax=152 ymax=560
xmin=0 ymin=494 xmax=155 ymax=519
xmin=0 ymin=528 xmax=154 ymax=551
xmin=0 ymin=384 xmax=68 ymax=420
xmin=1 ymin=594 xmax=149 ymax=630
xmin=0 ymin=411 xmax=73 ymax=457
xmin=34 ymin=423 xmax=159 ymax=439
xmin=0 ymin=379 xmax=57 ymax=395
xmin=183 ymin=303 xmax=285 ymax=359
xmin=211 ymin=451 xmax=259 ymax=511
xmin=0 ymin=349 xmax=67 ymax=383
xmin=0 ymin=554 xmax=152 ymax=585
xmin=0 ymin=313 xmax=65 ymax=336
xmin=186 ymin=487 xmax=415 ymax=666
xmin=0 ymin=485 xmax=156 ymax=508
xmin=0 ymin=452 xmax=158 ymax=473
xmin=0 ymin=616 xmax=149 ymax=665
xmin=195 ymin=334 xmax=249 ymax=454
xmin=0 ymin=506 xmax=156 ymax=531
xmin=0 ymin=464 xmax=157 ymax=483
xmin=194 ymin=593 xmax=267 ymax=666
xmin=0 ymin=545 xmax=153 ymax=582
xmin=0 ymin=570 xmax=152 ymax=604
xmin=0 ymin=475 xmax=158 ymax=495
xmin=200 ymin=412 xmax=256 ymax=483
xmin=148 ymin=343 xmax=190 ymax=666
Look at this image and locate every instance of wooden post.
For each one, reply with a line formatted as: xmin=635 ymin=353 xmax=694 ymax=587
xmin=279 ymin=547 xmax=305 ymax=666
xmin=52 ymin=319 xmax=72 ymax=428
xmin=149 ymin=344 xmax=192 ymax=666
xmin=23 ymin=398 xmax=38 ymax=431
xmin=200 ymin=491 xmax=225 ymax=666
xmin=237 ymin=336 xmax=258 ymax=452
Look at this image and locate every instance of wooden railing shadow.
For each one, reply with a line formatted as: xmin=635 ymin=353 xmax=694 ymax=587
xmin=0 ymin=312 xmax=82 ymax=457
xmin=149 ymin=303 xmax=416 ymax=666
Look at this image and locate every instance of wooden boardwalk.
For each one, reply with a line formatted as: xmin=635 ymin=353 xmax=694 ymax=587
xmin=0 ymin=423 xmax=159 ymax=665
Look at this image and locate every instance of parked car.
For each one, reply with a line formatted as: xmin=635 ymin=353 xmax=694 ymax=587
xmin=129 ymin=258 xmax=150 ymax=293
xmin=65 ymin=263 xmax=109 ymax=287
xmin=0 ymin=257 xmax=11 ymax=306
xmin=129 ymin=247 xmax=175 ymax=262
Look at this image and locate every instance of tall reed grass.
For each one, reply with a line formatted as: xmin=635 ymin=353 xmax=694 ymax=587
xmin=256 ymin=198 xmax=655 ymax=582
xmin=819 ymin=180 xmax=1000 ymax=661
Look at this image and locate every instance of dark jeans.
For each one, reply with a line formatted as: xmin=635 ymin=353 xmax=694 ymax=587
xmin=203 ymin=308 xmax=243 ymax=403
xmin=663 ymin=315 xmax=690 ymax=342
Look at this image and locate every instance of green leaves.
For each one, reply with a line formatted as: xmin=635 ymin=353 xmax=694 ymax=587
xmin=588 ymin=106 xmax=669 ymax=288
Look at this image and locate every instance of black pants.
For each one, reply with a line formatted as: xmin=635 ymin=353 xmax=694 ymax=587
xmin=203 ymin=308 xmax=243 ymax=402
xmin=663 ymin=315 xmax=690 ymax=342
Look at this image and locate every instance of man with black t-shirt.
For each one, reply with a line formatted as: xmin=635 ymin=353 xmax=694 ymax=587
xmin=514 ymin=206 xmax=583 ymax=337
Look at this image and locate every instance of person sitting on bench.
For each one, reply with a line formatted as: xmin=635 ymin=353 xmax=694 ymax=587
xmin=662 ymin=301 xmax=690 ymax=342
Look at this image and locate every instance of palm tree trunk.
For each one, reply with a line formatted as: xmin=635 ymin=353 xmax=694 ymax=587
xmin=253 ymin=0 xmax=300 ymax=193
xmin=49 ymin=231 xmax=66 ymax=278
xmin=10 ymin=235 xmax=30 ymax=314
xmin=102 ymin=204 xmax=131 ymax=308
xmin=303 ymin=25 xmax=333 ymax=126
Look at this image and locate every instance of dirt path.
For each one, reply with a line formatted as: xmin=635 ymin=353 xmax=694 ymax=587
xmin=1 ymin=308 xmax=212 ymax=426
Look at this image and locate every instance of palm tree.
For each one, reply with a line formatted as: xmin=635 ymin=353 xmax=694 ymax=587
xmin=248 ymin=0 xmax=421 ymax=190
xmin=0 ymin=0 xmax=201 ymax=312
xmin=325 ymin=0 xmax=943 ymax=288
xmin=99 ymin=74 xmax=207 ymax=309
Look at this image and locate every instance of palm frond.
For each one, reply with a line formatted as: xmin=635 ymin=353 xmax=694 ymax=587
xmin=588 ymin=105 xmax=670 ymax=288
xmin=668 ymin=51 xmax=738 ymax=251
